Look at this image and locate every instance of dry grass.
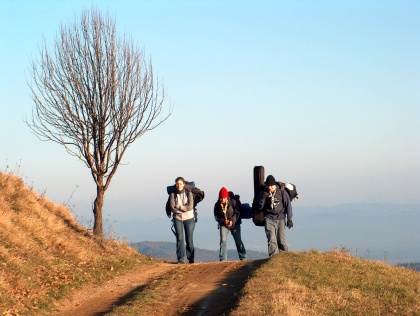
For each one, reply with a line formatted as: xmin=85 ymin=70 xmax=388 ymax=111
xmin=0 ymin=171 xmax=151 ymax=316
xmin=231 ymin=249 xmax=420 ymax=316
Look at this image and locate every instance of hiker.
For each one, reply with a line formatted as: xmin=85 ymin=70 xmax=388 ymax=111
xmin=214 ymin=187 xmax=247 ymax=261
xmin=257 ymin=175 xmax=293 ymax=256
xmin=169 ymin=177 xmax=195 ymax=264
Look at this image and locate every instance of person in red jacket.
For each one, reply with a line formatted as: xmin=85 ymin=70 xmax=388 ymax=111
xmin=214 ymin=187 xmax=247 ymax=261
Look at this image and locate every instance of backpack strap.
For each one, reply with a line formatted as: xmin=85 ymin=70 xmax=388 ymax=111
xmin=277 ymin=182 xmax=286 ymax=208
xmin=185 ymin=188 xmax=190 ymax=205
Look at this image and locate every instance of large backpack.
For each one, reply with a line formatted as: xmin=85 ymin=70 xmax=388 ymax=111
xmin=165 ymin=181 xmax=205 ymax=222
xmin=228 ymin=191 xmax=252 ymax=219
xmin=251 ymin=166 xmax=299 ymax=226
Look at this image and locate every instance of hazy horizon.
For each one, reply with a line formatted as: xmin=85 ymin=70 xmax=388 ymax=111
xmin=104 ymin=203 xmax=420 ymax=265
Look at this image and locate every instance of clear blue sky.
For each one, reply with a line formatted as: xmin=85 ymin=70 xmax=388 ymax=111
xmin=1 ymin=0 xmax=419 ymax=224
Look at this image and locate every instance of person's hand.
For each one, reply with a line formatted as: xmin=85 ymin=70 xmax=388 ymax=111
xmin=287 ymin=219 xmax=293 ymax=229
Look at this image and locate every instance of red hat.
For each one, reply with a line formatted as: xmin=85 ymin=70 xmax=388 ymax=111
xmin=219 ymin=187 xmax=229 ymax=199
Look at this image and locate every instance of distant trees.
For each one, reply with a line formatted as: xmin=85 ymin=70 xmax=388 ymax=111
xmin=26 ymin=9 xmax=170 ymax=237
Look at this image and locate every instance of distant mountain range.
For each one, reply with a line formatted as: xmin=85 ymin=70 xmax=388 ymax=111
xmin=129 ymin=241 xmax=419 ymax=271
xmin=129 ymin=241 xmax=268 ymax=263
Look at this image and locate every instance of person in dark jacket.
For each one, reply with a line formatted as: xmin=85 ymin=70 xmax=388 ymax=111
xmin=214 ymin=187 xmax=247 ymax=261
xmin=257 ymin=175 xmax=293 ymax=256
xmin=170 ymin=177 xmax=195 ymax=264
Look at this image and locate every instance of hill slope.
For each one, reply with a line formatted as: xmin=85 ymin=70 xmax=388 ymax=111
xmin=0 ymin=172 xmax=148 ymax=315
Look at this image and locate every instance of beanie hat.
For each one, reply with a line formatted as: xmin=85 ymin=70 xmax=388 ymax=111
xmin=219 ymin=187 xmax=229 ymax=199
xmin=265 ymin=175 xmax=276 ymax=186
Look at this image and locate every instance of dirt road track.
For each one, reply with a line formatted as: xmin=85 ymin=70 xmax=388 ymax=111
xmin=52 ymin=259 xmax=268 ymax=316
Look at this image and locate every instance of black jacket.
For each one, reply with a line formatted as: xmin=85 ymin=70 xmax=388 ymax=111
xmin=257 ymin=184 xmax=292 ymax=221
xmin=214 ymin=198 xmax=241 ymax=227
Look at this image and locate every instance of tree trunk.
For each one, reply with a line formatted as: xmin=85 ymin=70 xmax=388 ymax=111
xmin=93 ymin=183 xmax=105 ymax=237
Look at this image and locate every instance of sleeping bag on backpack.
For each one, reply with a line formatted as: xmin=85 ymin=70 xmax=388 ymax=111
xmin=227 ymin=191 xmax=252 ymax=220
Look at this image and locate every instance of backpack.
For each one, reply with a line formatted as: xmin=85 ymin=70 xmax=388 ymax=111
xmin=280 ymin=182 xmax=299 ymax=202
xmin=251 ymin=166 xmax=299 ymax=227
xmin=228 ymin=191 xmax=252 ymax=219
xmin=165 ymin=181 xmax=205 ymax=222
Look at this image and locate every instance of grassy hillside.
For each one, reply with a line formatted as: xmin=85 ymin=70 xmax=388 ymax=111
xmin=231 ymin=250 xmax=420 ymax=315
xmin=0 ymin=172 xmax=150 ymax=315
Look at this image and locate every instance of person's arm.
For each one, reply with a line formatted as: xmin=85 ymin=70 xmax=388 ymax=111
xmin=214 ymin=203 xmax=224 ymax=225
xmin=170 ymin=193 xmax=180 ymax=214
xmin=178 ymin=191 xmax=194 ymax=212
xmin=257 ymin=188 xmax=269 ymax=210
xmin=283 ymin=190 xmax=293 ymax=228
xmin=229 ymin=200 xmax=240 ymax=226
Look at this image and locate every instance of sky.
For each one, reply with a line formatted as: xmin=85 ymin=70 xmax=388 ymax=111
xmin=1 ymin=1 xmax=419 ymax=236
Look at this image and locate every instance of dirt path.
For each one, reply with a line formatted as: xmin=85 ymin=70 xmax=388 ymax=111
xmin=51 ymin=263 xmax=176 ymax=316
xmin=51 ymin=259 xmax=267 ymax=316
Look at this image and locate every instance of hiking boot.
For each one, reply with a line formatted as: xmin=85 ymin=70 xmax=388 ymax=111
xmin=189 ymin=260 xmax=194 ymax=264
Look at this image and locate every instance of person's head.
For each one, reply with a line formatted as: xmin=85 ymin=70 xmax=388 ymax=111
xmin=219 ymin=187 xmax=229 ymax=204
xmin=265 ymin=175 xmax=277 ymax=193
xmin=175 ymin=177 xmax=186 ymax=192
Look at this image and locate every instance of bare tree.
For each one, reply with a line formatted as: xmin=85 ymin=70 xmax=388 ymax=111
xmin=26 ymin=9 xmax=170 ymax=237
